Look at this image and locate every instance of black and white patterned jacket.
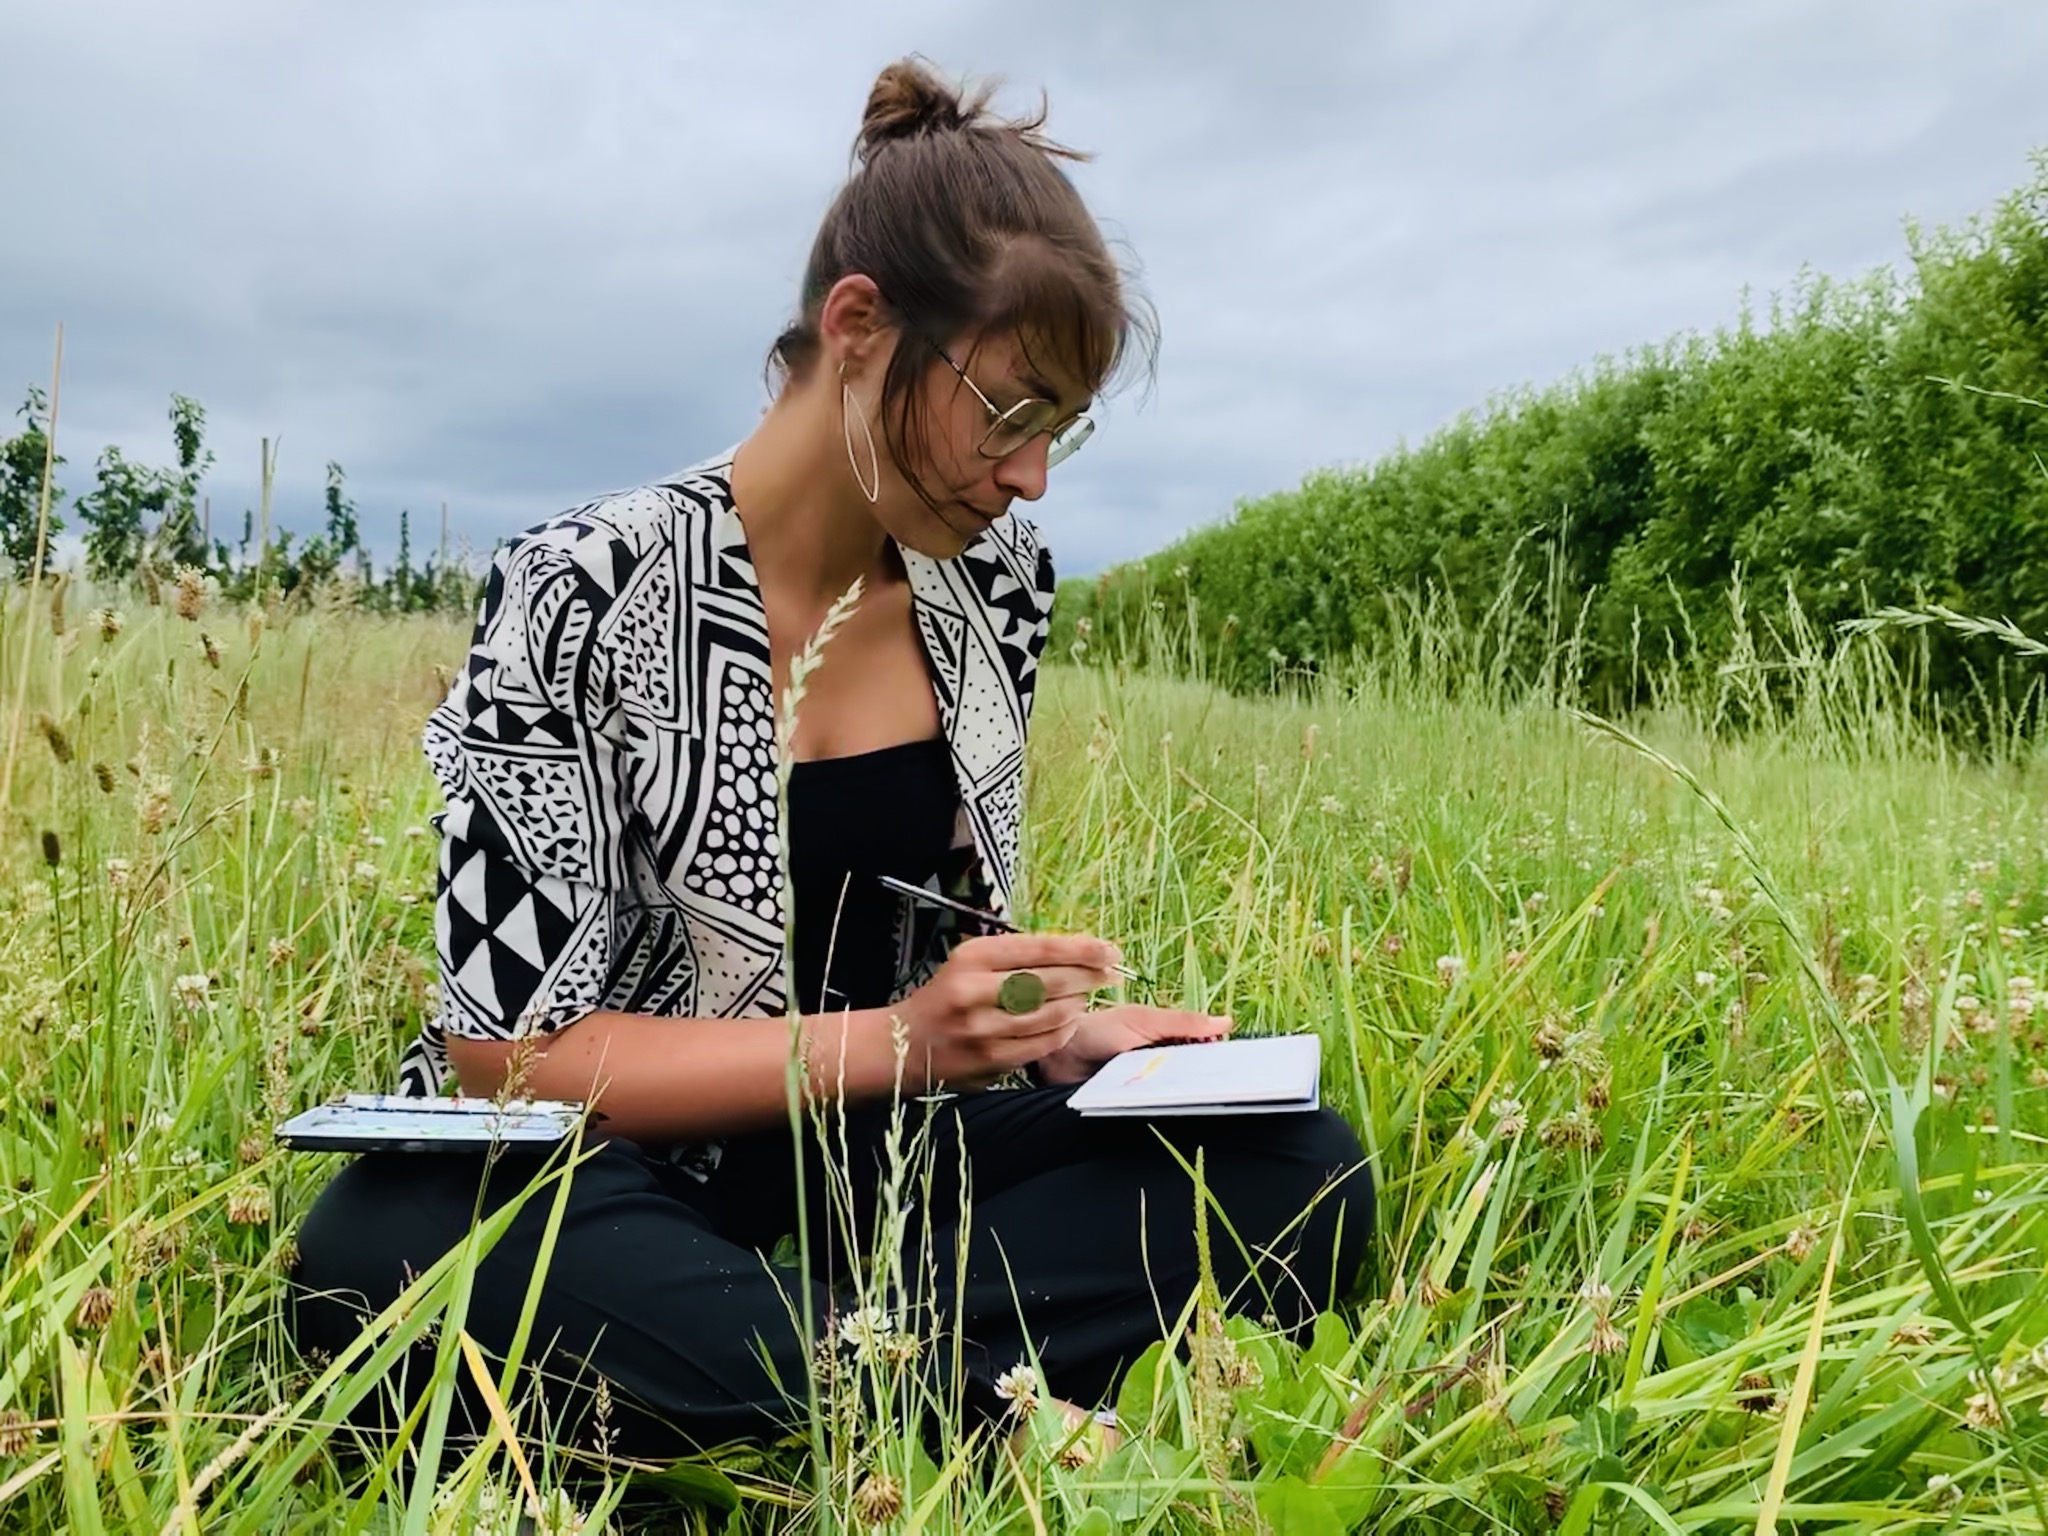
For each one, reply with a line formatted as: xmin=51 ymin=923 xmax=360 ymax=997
xmin=395 ymin=448 xmax=1056 ymax=1103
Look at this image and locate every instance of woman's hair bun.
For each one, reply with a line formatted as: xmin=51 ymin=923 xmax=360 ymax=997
xmin=857 ymin=57 xmax=997 ymax=162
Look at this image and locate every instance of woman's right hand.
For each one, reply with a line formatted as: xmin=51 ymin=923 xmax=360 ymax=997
xmin=892 ymin=932 xmax=1122 ymax=1088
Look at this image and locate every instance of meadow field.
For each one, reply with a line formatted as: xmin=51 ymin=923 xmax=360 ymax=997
xmin=2 ymin=585 xmax=2047 ymax=1533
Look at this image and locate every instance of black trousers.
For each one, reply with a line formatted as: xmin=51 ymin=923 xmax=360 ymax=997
xmin=290 ymin=1085 xmax=1371 ymax=1460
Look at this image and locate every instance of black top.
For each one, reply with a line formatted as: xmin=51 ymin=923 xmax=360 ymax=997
xmin=786 ymin=736 xmax=958 ymax=1015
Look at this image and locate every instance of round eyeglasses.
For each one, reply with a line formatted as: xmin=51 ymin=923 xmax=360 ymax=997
xmin=929 ymin=339 xmax=1095 ymax=469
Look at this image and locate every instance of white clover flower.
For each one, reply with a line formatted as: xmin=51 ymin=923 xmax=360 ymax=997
xmin=1435 ymin=954 xmax=1467 ymax=987
xmin=1693 ymin=971 xmax=1718 ymax=990
xmin=173 ymin=973 xmax=211 ymax=1012
xmin=832 ymin=1303 xmax=909 ymax=1367
xmin=994 ymin=1362 xmax=1041 ymax=1419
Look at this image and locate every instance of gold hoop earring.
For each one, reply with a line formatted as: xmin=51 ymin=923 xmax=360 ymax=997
xmin=840 ymin=363 xmax=881 ymax=504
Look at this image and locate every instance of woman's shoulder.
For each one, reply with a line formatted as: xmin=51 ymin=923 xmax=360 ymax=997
xmin=490 ymin=450 xmax=738 ymax=583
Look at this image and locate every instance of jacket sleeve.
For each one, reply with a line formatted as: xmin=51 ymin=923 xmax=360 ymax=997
xmin=425 ymin=534 xmax=633 ymax=1042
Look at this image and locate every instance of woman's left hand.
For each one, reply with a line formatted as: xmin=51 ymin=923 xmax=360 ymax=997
xmin=1034 ymin=1003 xmax=1234 ymax=1086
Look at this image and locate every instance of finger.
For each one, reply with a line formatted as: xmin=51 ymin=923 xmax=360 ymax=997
xmin=968 ymin=992 xmax=1088 ymax=1045
xmin=955 ymin=930 xmax=1123 ymax=975
xmin=1142 ymin=1010 xmax=1233 ymax=1045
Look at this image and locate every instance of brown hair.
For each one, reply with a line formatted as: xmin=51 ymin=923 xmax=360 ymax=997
xmin=769 ymin=57 xmax=1156 ymax=508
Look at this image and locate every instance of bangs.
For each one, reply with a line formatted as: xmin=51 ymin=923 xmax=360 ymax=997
xmin=971 ymin=234 xmax=1151 ymax=403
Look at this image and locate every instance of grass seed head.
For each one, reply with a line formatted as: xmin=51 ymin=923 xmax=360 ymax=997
xmin=35 ymin=712 xmax=72 ymax=763
xmin=0 ymin=1408 xmax=34 ymax=1456
xmin=173 ymin=566 xmax=207 ymax=621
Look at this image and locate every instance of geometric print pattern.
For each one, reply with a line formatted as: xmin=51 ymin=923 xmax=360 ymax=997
xmin=394 ymin=447 xmax=1057 ymax=1106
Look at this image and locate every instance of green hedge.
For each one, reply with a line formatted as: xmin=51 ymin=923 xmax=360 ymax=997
xmin=1056 ymin=156 xmax=2048 ymax=711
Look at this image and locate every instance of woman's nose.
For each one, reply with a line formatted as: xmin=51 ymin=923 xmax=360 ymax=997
xmin=993 ymin=437 xmax=1050 ymax=502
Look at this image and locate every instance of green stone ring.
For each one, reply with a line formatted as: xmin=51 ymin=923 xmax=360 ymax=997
xmin=996 ymin=970 xmax=1048 ymax=1016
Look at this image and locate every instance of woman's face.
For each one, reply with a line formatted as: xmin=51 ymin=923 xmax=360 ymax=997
xmin=872 ymin=329 xmax=1093 ymax=560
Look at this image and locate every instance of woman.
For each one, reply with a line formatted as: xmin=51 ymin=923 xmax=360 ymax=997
xmin=293 ymin=58 xmax=1371 ymax=1460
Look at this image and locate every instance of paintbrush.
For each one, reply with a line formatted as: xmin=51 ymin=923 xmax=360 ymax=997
xmin=875 ymin=873 xmax=1154 ymax=988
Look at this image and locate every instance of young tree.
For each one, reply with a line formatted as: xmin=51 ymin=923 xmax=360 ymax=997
xmin=144 ymin=394 xmax=214 ymax=570
xmin=76 ymin=445 xmax=166 ymax=583
xmin=0 ymin=387 xmax=64 ymax=577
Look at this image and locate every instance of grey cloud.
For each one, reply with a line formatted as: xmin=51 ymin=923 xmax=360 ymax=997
xmin=4 ymin=0 xmax=2045 ymax=578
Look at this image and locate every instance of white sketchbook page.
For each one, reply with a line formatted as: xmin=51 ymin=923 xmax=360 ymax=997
xmin=1066 ymin=1035 xmax=1322 ymax=1113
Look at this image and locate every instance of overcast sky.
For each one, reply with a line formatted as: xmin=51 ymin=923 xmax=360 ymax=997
xmin=4 ymin=0 xmax=2046 ymax=577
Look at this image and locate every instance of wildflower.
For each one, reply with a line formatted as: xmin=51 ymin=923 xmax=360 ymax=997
xmin=854 ymin=1471 xmax=904 ymax=1525
xmin=96 ymin=608 xmax=124 ymax=640
xmin=1586 ymin=1313 xmax=1627 ymax=1356
xmin=237 ymin=1135 xmax=267 ymax=1167
xmin=1491 ymin=1090 xmax=1527 ymax=1139
xmin=1693 ymin=971 xmax=1718 ymax=990
xmin=75 ymin=1285 xmax=117 ymax=1331
xmin=1532 ymin=1017 xmax=1568 ymax=1059
xmin=1319 ymin=794 xmax=1343 ymax=815
xmin=173 ymin=566 xmax=207 ymax=621
xmin=1583 ymin=1078 xmax=1611 ymax=1112
xmin=1524 ymin=891 xmax=1548 ymax=916
xmin=994 ymin=1362 xmax=1041 ymax=1419
xmin=1504 ymin=948 xmax=1527 ymax=969
xmin=267 ymin=937 xmax=296 ymax=968
xmin=227 ymin=1185 xmax=273 ymax=1226
xmin=1382 ymin=931 xmax=1404 ymax=956
xmin=1435 ymin=954 xmax=1466 ymax=987
xmin=288 ymin=796 xmax=316 ymax=825
xmin=0 ymin=1407 xmax=33 ymax=1456
xmin=350 ymin=860 xmax=379 ymax=886
xmin=1736 ymin=1373 xmax=1778 ymax=1413
xmin=404 ymin=824 xmax=427 ymax=840
xmin=1891 ymin=1322 xmax=1935 ymax=1348
xmin=1963 ymin=1390 xmax=2005 ymax=1431
xmin=1308 ymin=932 xmax=1332 ymax=958
xmin=1681 ymin=1217 xmax=1714 ymax=1245
xmin=832 ymin=1304 xmax=907 ymax=1367
xmin=1367 ymin=856 xmax=1388 ymax=888
xmin=199 ymin=632 xmax=221 ymax=668
xmin=1074 ymin=616 xmax=1091 ymax=638
xmin=173 ymin=973 xmax=211 ymax=1012
xmin=1782 ymin=1227 xmax=1819 ymax=1263
xmin=1539 ymin=1109 xmax=1603 ymax=1153
xmin=246 ymin=746 xmax=279 ymax=780
xmin=1926 ymin=1473 xmax=1959 ymax=1507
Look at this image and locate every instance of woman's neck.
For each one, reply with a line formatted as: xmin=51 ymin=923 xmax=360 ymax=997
xmin=729 ymin=381 xmax=895 ymax=613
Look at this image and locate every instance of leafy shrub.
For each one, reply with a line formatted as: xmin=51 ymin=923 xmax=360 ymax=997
xmin=1059 ymin=155 xmax=2048 ymax=718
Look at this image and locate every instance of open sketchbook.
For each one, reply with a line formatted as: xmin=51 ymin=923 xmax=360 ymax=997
xmin=1066 ymin=1035 xmax=1322 ymax=1117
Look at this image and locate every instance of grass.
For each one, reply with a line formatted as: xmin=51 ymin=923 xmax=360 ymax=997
xmin=3 ymin=579 xmax=2048 ymax=1532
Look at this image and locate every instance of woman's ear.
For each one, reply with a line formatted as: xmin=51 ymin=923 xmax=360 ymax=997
xmin=817 ymin=274 xmax=895 ymax=375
